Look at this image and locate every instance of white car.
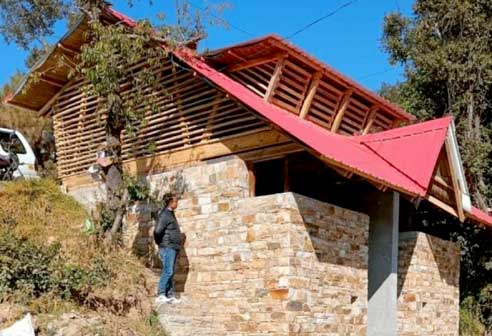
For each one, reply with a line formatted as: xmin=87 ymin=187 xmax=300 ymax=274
xmin=0 ymin=128 xmax=38 ymax=178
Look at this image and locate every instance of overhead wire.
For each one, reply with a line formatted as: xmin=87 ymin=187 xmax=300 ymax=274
xmin=285 ymin=0 xmax=359 ymax=40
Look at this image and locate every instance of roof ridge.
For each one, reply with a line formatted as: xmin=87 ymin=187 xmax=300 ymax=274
xmin=357 ymin=127 xmax=449 ymax=144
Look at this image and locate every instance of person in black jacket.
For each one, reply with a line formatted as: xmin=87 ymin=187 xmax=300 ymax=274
xmin=154 ymin=193 xmax=182 ymax=305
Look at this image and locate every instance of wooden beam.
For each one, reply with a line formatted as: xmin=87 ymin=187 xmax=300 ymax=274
xmin=39 ymin=78 xmax=77 ymax=116
xmin=226 ymin=52 xmax=287 ymax=72
xmin=362 ymin=105 xmax=380 ymax=135
xmin=62 ymin=129 xmax=290 ymax=189
xmin=57 ymin=43 xmax=80 ymax=55
xmin=332 ymin=166 xmax=354 ymax=179
xmin=433 ymin=175 xmax=454 ymax=191
xmin=238 ymin=143 xmax=303 ymax=162
xmin=330 ymin=89 xmax=353 ymax=132
xmin=299 ymin=72 xmax=322 ymax=119
xmin=247 ymin=163 xmax=256 ymax=197
xmin=264 ymin=56 xmax=287 ymax=102
xmin=427 ymin=195 xmax=459 ymax=218
xmin=39 ymin=75 xmax=65 ymax=88
xmin=283 ymin=157 xmax=290 ymax=192
xmin=445 ymin=138 xmax=466 ymax=222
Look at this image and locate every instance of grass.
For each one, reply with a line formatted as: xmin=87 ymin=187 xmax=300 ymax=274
xmin=0 ymin=179 xmax=166 ymax=335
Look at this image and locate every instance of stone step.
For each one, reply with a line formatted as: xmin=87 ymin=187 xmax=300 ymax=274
xmin=156 ymin=296 xmax=224 ymax=336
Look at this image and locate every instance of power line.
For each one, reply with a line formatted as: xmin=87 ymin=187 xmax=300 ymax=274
xmin=285 ymin=0 xmax=359 ymax=40
xmin=187 ymin=1 xmax=255 ymax=37
xmin=357 ymin=67 xmax=396 ymax=80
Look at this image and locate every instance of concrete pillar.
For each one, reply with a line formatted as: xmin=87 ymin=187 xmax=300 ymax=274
xmin=365 ymin=191 xmax=400 ymax=336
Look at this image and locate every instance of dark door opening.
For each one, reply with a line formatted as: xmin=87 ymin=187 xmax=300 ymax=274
xmin=252 ymin=158 xmax=285 ymax=196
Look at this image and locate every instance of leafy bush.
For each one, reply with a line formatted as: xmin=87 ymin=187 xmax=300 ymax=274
xmin=460 ymin=297 xmax=485 ymax=335
xmin=0 ymin=231 xmax=111 ymax=301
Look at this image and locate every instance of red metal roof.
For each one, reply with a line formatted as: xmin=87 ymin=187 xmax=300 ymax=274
xmin=355 ymin=117 xmax=452 ymax=190
xmin=174 ymin=49 xmax=492 ymax=226
xmin=469 ymin=207 xmax=492 ymax=227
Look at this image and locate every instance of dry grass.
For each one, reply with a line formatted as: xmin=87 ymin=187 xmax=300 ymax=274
xmin=0 ymin=179 xmax=166 ymax=335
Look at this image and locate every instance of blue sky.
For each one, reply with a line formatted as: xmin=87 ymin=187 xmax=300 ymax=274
xmin=0 ymin=0 xmax=413 ymax=91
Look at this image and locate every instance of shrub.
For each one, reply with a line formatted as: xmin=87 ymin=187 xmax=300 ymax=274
xmin=0 ymin=230 xmax=111 ymax=301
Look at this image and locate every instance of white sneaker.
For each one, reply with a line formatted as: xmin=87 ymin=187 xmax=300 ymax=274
xmin=167 ymin=297 xmax=181 ymax=304
xmin=155 ymin=295 xmax=171 ymax=305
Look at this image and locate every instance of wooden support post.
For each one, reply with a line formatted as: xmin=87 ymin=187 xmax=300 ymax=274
xmin=264 ymin=56 xmax=286 ymax=102
xmin=330 ymin=89 xmax=353 ymax=132
xmin=201 ymin=94 xmax=222 ymax=142
xmin=445 ymin=138 xmax=466 ymax=222
xmin=283 ymin=157 xmax=290 ymax=192
xmin=299 ymin=71 xmax=322 ymax=119
xmin=247 ymin=163 xmax=256 ymax=197
xmin=172 ymin=63 xmax=191 ymax=146
xmin=362 ymin=105 xmax=380 ymax=135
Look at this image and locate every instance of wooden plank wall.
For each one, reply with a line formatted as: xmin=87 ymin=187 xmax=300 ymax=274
xmin=52 ymin=56 xmax=270 ymax=178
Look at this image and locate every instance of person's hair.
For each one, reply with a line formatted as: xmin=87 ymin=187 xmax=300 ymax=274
xmin=162 ymin=192 xmax=177 ymax=207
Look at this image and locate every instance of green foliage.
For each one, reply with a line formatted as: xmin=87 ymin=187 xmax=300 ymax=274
xmin=124 ymin=175 xmax=152 ymax=202
xmin=0 ymin=230 xmax=111 ymax=301
xmin=460 ymin=297 xmax=485 ymax=336
xmin=381 ymin=2 xmax=492 ymax=332
xmin=381 ymin=0 xmax=492 ymax=209
xmin=76 ymin=16 xmax=166 ymax=136
xmin=0 ymin=0 xmax=68 ymax=49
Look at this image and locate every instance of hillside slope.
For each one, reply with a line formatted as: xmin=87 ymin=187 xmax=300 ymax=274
xmin=0 ymin=179 xmax=165 ymax=335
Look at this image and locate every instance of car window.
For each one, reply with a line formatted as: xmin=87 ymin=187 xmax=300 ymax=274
xmin=0 ymin=131 xmax=27 ymax=154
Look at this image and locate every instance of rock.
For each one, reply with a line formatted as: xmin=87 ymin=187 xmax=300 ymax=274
xmin=45 ymin=313 xmax=103 ymax=336
xmin=0 ymin=313 xmax=35 ymax=336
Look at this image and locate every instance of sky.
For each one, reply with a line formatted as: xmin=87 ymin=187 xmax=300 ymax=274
xmin=0 ymin=0 xmax=414 ymax=91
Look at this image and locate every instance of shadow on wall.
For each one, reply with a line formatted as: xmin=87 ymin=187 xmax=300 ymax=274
xmin=292 ymin=193 xmax=368 ymax=271
xmin=397 ymin=232 xmax=459 ymax=298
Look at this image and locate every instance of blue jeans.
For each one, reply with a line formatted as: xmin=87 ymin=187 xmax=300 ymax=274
xmin=158 ymin=247 xmax=178 ymax=297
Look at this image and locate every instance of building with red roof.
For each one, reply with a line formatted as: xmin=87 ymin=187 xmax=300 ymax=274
xmin=4 ymin=6 xmax=488 ymax=335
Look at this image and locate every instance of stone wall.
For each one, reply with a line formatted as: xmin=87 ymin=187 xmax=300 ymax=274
xmin=120 ymin=156 xmax=369 ymax=335
xmin=397 ymin=231 xmax=460 ymax=336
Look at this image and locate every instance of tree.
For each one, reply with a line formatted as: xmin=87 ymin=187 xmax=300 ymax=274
xmin=381 ymin=1 xmax=492 ymax=332
xmin=381 ymin=0 xmax=492 ymax=210
xmin=0 ymin=0 xmax=225 ymax=243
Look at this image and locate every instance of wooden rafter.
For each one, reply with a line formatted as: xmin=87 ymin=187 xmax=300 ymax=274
xmin=332 ymin=166 xmax=354 ymax=179
xmin=330 ymin=89 xmax=353 ymax=132
xmin=39 ymin=78 xmax=77 ymax=116
xmin=299 ymin=71 xmax=322 ymax=119
xmin=57 ymin=43 xmax=80 ymax=55
xmin=225 ymin=52 xmax=287 ymax=72
xmin=264 ymin=56 xmax=287 ymax=102
xmin=39 ymin=75 xmax=65 ymax=87
xmin=427 ymin=194 xmax=459 ymax=218
xmin=362 ymin=105 xmax=380 ymax=134
xmin=445 ymin=138 xmax=466 ymax=222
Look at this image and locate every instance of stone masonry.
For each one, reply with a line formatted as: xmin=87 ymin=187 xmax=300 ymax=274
xmin=123 ymin=156 xmax=369 ymax=335
xmin=397 ymin=231 xmax=460 ymax=336
xmin=67 ymin=155 xmax=461 ymax=335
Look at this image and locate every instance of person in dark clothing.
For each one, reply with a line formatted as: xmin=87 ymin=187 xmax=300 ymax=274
xmin=154 ymin=193 xmax=182 ymax=305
